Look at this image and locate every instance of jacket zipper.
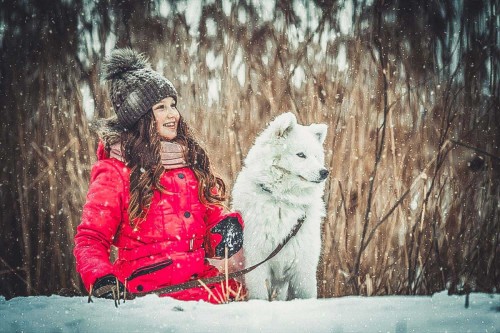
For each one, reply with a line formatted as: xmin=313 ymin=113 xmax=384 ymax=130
xmin=127 ymin=259 xmax=173 ymax=281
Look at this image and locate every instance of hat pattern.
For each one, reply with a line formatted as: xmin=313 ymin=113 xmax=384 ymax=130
xmin=102 ymin=48 xmax=178 ymax=128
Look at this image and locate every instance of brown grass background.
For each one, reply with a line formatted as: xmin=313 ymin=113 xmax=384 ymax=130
xmin=0 ymin=0 xmax=498 ymax=298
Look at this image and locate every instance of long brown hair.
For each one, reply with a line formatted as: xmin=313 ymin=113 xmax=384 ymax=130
xmin=120 ymin=111 xmax=226 ymax=228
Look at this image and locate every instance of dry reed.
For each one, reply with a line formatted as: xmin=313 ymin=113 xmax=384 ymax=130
xmin=0 ymin=0 xmax=498 ymax=299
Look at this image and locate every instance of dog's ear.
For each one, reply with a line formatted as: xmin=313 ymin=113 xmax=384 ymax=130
xmin=271 ymin=112 xmax=297 ymax=138
xmin=309 ymin=123 xmax=328 ymax=144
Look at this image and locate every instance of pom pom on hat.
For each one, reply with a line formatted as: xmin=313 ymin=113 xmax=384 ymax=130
xmin=102 ymin=48 xmax=178 ymax=129
xmin=102 ymin=48 xmax=149 ymax=80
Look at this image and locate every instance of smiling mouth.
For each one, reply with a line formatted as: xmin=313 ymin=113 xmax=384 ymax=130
xmin=273 ymin=165 xmax=322 ymax=183
xmin=163 ymin=122 xmax=176 ymax=129
xmin=299 ymin=175 xmax=322 ymax=183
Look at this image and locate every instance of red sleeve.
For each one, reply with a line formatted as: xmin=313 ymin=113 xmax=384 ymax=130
xmin=96 ymin=140 xmax=108 ymax=160
xmin=204 ymin=204 xmax=244 ymax=258
xmin=73 ymin=159 xmax=127 ymax=291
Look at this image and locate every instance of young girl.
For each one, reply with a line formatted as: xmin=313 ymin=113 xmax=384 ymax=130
xmin=74 ymin=48 xmax=244 ymax=303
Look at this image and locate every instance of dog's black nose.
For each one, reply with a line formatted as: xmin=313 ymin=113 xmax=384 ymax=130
xmin=319 ymin=169 xmax=329 ymax=180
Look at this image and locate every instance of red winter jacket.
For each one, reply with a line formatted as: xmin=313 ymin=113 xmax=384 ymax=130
xmin=74 ymin=142 xmax=243 ymax=303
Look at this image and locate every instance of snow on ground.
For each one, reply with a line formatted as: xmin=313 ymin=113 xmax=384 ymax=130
xmin=0 ymin=291 xmax=498 ymax=332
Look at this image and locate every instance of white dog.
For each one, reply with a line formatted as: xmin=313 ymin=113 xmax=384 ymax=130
xmin=231 ymin=112 xmax=328 ymax=300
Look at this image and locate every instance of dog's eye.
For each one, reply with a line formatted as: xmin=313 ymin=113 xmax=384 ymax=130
xmin=296 ymin=152 xmax=306 ymax=158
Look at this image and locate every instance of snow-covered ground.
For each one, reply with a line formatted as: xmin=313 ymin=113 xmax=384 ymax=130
xmin=0 ymin=291 xmax=498 ymax=332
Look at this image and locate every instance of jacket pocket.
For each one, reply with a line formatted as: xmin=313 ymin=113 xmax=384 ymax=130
xmin=127 ymin=259 xmax=173 ymax=282
xmin=126 ymin=259 xmax=173 ymax=292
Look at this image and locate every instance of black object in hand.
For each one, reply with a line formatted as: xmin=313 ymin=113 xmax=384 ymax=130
xmin=211 ymin=216 xmax=243 ymax=258
xmin=92 ymin=274 xmax=126 ymax=300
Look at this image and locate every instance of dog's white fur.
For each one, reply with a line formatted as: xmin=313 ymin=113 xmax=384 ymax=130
xmin=231 ymin=112 xmax=328 ymax=300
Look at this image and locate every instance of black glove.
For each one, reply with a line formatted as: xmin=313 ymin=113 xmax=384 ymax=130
xmin=92 ymin=274 xmax=127 ymax=300
xmin=210 ymin=216 xmax=243 ymax=258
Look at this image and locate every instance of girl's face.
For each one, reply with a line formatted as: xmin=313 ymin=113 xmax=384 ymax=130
xmin=152 ymin=96 xmax=180 ymax=140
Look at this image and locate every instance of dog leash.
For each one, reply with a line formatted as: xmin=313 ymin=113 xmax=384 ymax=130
xmin=132 ymin=215 xmax=306 ymax=297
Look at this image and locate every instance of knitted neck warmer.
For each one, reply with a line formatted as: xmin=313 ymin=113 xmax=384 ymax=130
xmin=159 ymin=141 xmax=188 ymax=169
xmin=109 ymin=141 xmax=188 ymax=170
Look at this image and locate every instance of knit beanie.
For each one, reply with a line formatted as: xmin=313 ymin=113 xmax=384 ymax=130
xmin=102 ymin=48 xmax=178 ymax=129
